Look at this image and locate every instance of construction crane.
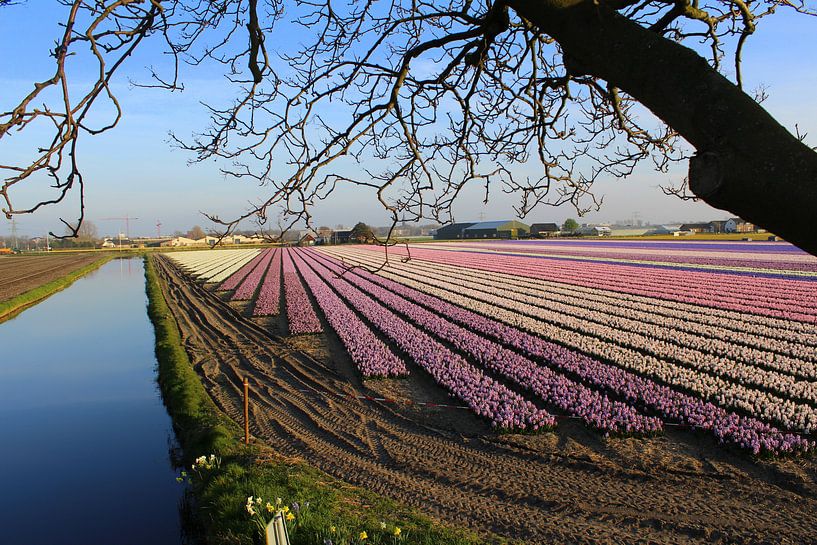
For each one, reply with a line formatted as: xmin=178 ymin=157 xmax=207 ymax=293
xmin=100 ymin=215 xmax=139 ymax=239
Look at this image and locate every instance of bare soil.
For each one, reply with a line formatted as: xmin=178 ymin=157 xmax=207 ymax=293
xmin=0 ymin=254 xmax=101 ymax=302
xmin=155 ymin=255 xmax=817 ymax=544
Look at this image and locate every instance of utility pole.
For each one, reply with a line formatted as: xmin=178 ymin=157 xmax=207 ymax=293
xmin=156 ymin=220 xmax=162 ymax=238
xmin=11 ymin=218 xmax=18 ymax=250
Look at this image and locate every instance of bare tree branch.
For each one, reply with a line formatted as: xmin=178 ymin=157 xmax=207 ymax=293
xmin=2 ymin=0 xmax=816 ymax=250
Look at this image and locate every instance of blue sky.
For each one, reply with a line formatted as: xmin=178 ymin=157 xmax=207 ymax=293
xmin=1 ymin=2 xmax=816 ymax=237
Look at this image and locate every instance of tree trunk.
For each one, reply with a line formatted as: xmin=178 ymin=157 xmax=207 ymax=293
xmin=508 ymin=0 xmax=817 ymax=256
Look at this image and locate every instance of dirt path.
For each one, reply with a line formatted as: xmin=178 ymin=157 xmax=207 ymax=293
xmin=155 ymin=255 xmax=817 ymax=544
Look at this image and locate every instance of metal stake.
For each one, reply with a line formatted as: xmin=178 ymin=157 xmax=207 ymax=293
xmin=244 ymin=377 xmax=250 ymax=444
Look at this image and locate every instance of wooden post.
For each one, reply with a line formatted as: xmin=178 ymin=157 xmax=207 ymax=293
xmin=243 ymin=377 xmax=250 ymax=445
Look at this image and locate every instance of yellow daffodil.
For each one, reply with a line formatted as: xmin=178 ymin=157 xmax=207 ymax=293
xmin=393 ymin=527 xmax=402 ymax=537
xmin=330 ymin=525 xmax=336 ymax=533
xmin=266 ymin=502 xmax=274 ymax=513
xmin=286 ymin=512 xmax=295 ymax=522
xmin=380 ymin=521 xmax=387 ymax=529
xmin=359 ymin=530 xmax=368 ymax=540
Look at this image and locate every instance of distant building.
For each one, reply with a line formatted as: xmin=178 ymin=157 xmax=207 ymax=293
xmin=433 ymin=222 xmax=476 ymax=240
xmin=529 ymin=223 xmax=560 ymax=238
xmin=462 ymin=220 xmax=530 ymax=239
xmin=298 ymin=234 xmax=316 ymax=246
xmin=679 ymin=223 xmax=713 ymax=233
xmin=198 ymin=236 xmax=220 ymax=246
xmin=709 ymin=220 xmax=727 ymax=233
xmin=160 ymin=234 xmax=264 ymax=247
xmin=231 ymin=235 xmax=265 ymax=244
xmin=334 ymin=230 xmax=353 ymax=244
xmin=645 ymin=225 xmax=690 ymax=236
xmin=608 ymin=227 xmax=652 ymax=237
xmin=725 ymin=217 xmax=754 ymax=233
xmin=102 ymin=236 xmax=137 ymax=248
xmin=161 ymin=236 xmax=198 ymax=247
xmin=577 ymin=225 xmax=612 ymax=237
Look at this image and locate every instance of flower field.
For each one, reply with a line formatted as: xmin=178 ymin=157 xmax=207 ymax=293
xmin=434 ymin=240 xmax=817 ymax=275
xmin=166 ymin=240 xmax=817 ymax=455
xmin=168 ymin=249 xmax=261 ymax=283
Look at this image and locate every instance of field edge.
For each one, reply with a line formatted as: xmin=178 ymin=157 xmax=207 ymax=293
xmin=0 ymin=255 xmax=114 ymax=323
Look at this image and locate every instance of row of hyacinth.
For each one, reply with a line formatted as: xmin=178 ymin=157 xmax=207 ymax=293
xmin=290 ymin=251 xmax=407 ymax=377
xmin=303 ymin=250 xmax=660 ymax=434
xmin=386 ymin=253 xmax=817 ymax=367
xmin=398 ymin=261 xmax=817 ymax=398
xmin=312 ymin=249 xmax=812 ymax=455
xmin=427 ymin=243 xmax=817 ymax=299
xmin=168 ymin=249 xmax=254 ymax=273
xmin=372 ymin=246 xmax=817 ymax=323
xmin=232 ymin=250 xmax=276 ymax=301
xmin=463 ymin=238 xmax=808 ymax=254
xmin=500 ymin=245 xmax=817 ymax=304
xmin=427 ymin=242 xmax=817 ymax=295
xmin=453 ymin=242 xmax=817 ymax=273
xmin=252 ymin=249 xmax=283 ymax=316
xmin=346 ymin=247 xmax=817 ymax=344
xmin=405 ymin=259 xmax=817 ymax=433
xmin=344 ymin=251 xmax=817 ymax=407
xmin=199 ymin=252 xmax=261 ymax=283
xmin=218 ymin=249 xmax=272 ymax=292
xmin=168 ymin=249 xmax=260 ymax=282
xmin=414 ymin=244 xmax=817 ymax=310
xmin=494 ymin=240 xmax=810 ymax=255
xmin=321 ymin=246 xmax=817 ymax=344
xmin=295 ymin=249 xmax=553 ymax=431
xmin=281 ymin=249 xmax=322 ymax=334
xmin=326 ymin=247 xmax=817 ymax=435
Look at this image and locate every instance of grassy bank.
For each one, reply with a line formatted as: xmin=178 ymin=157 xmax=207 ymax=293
xmin=143 ymin=255 xmax=486 ymax=545
xmin=0 ymin=256 xmax=113 ymax=323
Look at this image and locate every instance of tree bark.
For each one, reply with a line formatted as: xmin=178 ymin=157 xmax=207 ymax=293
xmin=508 ymin=0 xmax=817 ymax=256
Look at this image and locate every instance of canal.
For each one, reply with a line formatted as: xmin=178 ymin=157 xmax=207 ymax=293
xmin=0 ymin=258 xmax=185 ymax=544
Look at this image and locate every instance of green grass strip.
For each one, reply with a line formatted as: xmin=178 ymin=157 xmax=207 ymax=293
xmin=0 ymin=256 xmax=113 ymax=323
xmin=144 ymin=255 xmax=488 ymax=545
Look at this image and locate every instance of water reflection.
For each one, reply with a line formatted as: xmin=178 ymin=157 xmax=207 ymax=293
xmin=0 ymin=258 xmax=185 ymax=544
